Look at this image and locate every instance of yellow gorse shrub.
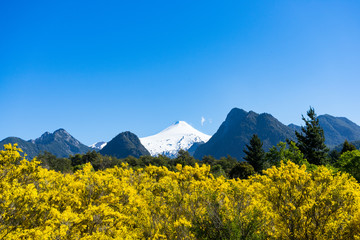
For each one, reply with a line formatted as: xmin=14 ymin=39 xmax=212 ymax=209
xmin=1 ymin=143 xmax=360 ymax=239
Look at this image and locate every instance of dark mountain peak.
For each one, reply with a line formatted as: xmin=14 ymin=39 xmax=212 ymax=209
xmin=0 ymin=128 xmax=91 ymax=159
xmin=35 ymin=131 xmax=54 ymax=144
xmin=21 ymin=129 xmax=91 ymax=158
xmin=113 ymin=131 xmax=137 ymax=141
xmin=259 ymin=112 xmax=273 ymax=119
xmin=246 ymin=111 xmax=259 ymax=122
xmin=54 ymin=128 xmax=68 ymax=134
xmin=34 ymin=128 xmax=78 ymax=145
xmin=53 ymin=128 xmax=73 ymax=140
xmin=100 ymin=131 xmax=150 ymax=159
xmin=194 ymin=108 xmax=295 ymax=160
xmin=226 ymin=108 xmax=248 ymax=120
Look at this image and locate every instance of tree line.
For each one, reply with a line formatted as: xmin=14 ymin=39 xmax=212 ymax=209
xmin=36 ymin=107 xmax=360 ymax=183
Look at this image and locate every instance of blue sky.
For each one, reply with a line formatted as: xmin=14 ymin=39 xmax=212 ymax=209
xmin=1 ymin=0 xmax=360 ymax=145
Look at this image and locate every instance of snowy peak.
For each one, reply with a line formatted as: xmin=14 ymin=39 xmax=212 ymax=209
xmin=90 ymin=141 xmax=107 ymax=150
xmin=140 ymin=121 xmax=211 ymax=157
xmin=158 ymin=121 xmax=209 ymax=137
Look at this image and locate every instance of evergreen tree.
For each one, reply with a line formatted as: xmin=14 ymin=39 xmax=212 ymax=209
xmin=243 ymin=134 xmax=265 ymax=172
xmin=328 ymin=149 xmax=341 ymax=165
xmin=229 ymin=162 xmax=255 ymax=179
xmin=170 ymin=149 xmax=196 ymax=167
xmin=295 ymin=107 xmax=329 ymax=165
xmin=341 ymin=140 xmax=357 ymax=154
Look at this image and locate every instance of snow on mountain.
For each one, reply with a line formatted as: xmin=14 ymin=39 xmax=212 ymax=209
xmin=140 ymin=121 xmax=211 ymax=157
xmin=90 ymin=141 xmax=107 ymax=150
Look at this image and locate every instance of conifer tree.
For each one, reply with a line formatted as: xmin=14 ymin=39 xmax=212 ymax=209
xmin=295 ymin=107 xmax=328 ymax=165
xmin=341 ymin=140 xmax=357 ymax=154
xmin=243 ymin=134 xmax=265 ymax=172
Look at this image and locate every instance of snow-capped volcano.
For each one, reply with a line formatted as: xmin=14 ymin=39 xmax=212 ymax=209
xmin=90 ymin=141 xmax=107 ymax=150
xmin=140 ymin=121 xmax=211 ymax=157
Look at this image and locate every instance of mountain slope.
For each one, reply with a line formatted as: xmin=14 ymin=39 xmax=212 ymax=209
xmin=0 ymin=137 xmax=39 ymax=158
xmin=140 ymin=121 xmax=211 ymax=157
xmin=0 ymin=129 xmax=92 ymax=159
xmin=34 ymin=129 xmax=91 ymax=157
xmin=100 ymin=131 xmax=150 ymax=158
xmin=318 ymin=115 xmax=360 ymax=147
xmin=194 ymin=108 xmax=295 ymax=160
xmin=289 ymin=115 xmax=360 ymax=147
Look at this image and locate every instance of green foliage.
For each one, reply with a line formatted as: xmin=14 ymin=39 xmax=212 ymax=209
xmin=229 ymin=162 xmax=255 ymax=179
xmin=70 ymin=153 xmax=86 ymax=167
xmin=243 ymin=134 xmax=265 ymax=172
xmin=210 ymin=164 xmax=226 ymax=178
xmin=202 ymin=155 xmax=216 ymax=165
xmin=336 ymin=150 xmax=360 ymax=182
xmin=37 ymin=151 xmax=72 ymax=173
xmin=91 ymin=155 xmax=123 ymax=171
xmin=217 ymin=155 xmax=238 ymax=174
xmin=328 ymin=149 xmax=341 ymax=165
xmin=341 ymin=140 xmax=357 ymax=154
xmin=265 ymin=141 xmax=308 ymax=167
xmin=5 ymin=143 xmax=360 ymax=239
xmin=295 ymin=107 xmax=329 ymax=165
xmin=169 ymin=149 xmax=196 ymax=168
xmin=192 ymin=208 xmax=267 ymax=240
xmin=201 ymin=155 xmax=238 ymax=178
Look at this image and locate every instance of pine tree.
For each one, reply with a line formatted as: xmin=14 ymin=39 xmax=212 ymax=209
xmin=340 ymin=140 xmax=356 ymax=154
xmin=295 ymin=107 xmax=328 ymax=165
xmin=243 ymin=134 xmax=265 ymax=172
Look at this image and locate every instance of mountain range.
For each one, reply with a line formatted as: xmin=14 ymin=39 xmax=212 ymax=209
xmin=288 ymin=114 xmax=360 ymax=147
xmin=195 ymin=108 xmax=360 ymax=160
xmin=1 ymin=108 xmax=360 ymax=160
xmin=0 ymin=129 xmax=91 ymax=159
xmin=194 ymin=108 xmax=296 ymax=160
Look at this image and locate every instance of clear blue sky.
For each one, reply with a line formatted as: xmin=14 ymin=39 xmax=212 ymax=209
xmin=1 ymin=0 xmax=360 ymax=145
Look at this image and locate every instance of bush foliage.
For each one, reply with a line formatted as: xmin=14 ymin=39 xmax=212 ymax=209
xmin=2 ymin=143 xmax=360 ymax=239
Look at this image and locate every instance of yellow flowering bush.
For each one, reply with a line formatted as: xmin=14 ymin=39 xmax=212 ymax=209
xmin=1 ymin=144 xmax=360 ymax=239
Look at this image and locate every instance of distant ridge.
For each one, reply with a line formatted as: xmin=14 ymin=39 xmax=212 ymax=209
xmin=289 ymin=114 xmax=360 ymax=147
xmin=2 ymin=109 xmax=360 ymax=160
xmin=0 ymin=129 xmax=92 ymax=159
xmin=194 ymin=108 xmax=296 ymax=160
